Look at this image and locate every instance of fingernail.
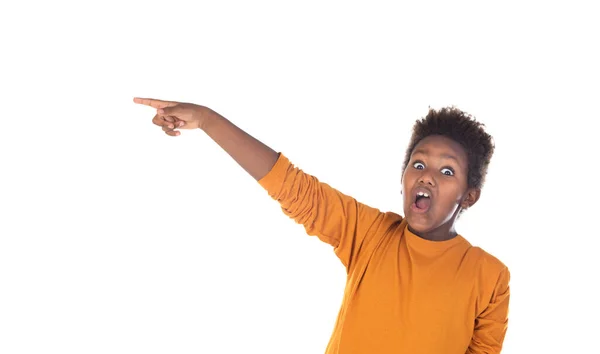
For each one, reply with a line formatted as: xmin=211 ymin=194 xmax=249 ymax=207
xmin=158 ymin=109 xmax=164 ymax=114
xmin=179 ymin=122 xmax=185 ymax=127
xmin=168 ymin=124 xmax=174 ymax=129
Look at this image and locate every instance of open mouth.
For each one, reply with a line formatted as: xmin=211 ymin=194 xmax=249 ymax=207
xmin=412 ymin=191 xmax=432 ymax=212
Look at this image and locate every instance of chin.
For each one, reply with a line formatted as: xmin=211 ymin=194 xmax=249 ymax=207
xmin=403 ymin=212 xmax=428 ymax=231
xmin=406 ymin=219 xmax=433 ymax=235
xmin=403 ymin=207 xmax=441 ymax=235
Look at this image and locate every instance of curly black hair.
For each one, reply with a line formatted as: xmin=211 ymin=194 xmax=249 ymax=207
xmin=402 ymin=106 xmax=495 ymax=190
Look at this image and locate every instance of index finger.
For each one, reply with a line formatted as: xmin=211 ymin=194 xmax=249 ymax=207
xmin=133 ymin=97 xmax=179 ymax=109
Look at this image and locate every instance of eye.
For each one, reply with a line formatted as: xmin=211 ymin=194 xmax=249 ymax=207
xmin=441 ymin=167 xmax=454 ymax=176
xmin=413 ymin=161 xmax=425 ymax=170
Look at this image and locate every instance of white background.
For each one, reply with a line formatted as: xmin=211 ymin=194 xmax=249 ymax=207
xmin=1 ymin=0 xmax=598 ymax=353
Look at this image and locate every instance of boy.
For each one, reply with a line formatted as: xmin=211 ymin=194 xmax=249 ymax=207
xmin=133 ymin=97 xmax=510 ymax=353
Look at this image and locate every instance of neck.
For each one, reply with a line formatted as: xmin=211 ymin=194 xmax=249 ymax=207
xmin=409 ymin=225 xmax=457 ymax=241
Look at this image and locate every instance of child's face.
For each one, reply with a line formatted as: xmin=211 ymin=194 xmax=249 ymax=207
xmin=402 ymin=135 xmax=479 ymax=236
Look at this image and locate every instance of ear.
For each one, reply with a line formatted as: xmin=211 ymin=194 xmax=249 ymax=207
xmin=460 ymin=188 xmax=481 ymax=209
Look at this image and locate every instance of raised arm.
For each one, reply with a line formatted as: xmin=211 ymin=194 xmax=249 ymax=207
xmin=134 ymin=97 xmax=392 ymax=269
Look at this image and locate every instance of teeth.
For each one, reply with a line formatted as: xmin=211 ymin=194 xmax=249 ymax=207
xmin=416 ymin=192 xmax=430 ymax=198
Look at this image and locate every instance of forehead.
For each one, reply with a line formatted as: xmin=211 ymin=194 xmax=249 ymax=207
xmin=411 ymin=135 xmax=468 ymax=165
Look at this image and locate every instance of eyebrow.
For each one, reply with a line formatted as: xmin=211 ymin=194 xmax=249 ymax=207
xmin=412 ymin=149 xmax=461 ymax=165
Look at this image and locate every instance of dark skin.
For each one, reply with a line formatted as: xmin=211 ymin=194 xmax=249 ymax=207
xmin=401 ymin=135 xmax=481 ymax=241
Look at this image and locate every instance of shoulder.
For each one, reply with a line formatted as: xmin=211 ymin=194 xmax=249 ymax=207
xmin=462 ymin=243 xmax=510 ymax=286
xmin=469 ymin=246 xmax=507 ymax=271
xmin=470 ymin=246 xmax=510 ymax=298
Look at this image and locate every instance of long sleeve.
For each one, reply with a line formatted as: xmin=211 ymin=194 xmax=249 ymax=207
xmin=257 ymin=153 xmax=389 ymax=270
xmin=466 ymin=267 xmax=511 ymax=354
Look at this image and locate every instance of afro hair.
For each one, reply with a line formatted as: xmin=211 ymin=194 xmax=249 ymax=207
xmin=402 ymin=106 xmax=495 ymax=190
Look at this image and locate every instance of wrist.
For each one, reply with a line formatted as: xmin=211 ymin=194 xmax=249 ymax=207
xmin=200 ymin=109 xmax=223 ymax=132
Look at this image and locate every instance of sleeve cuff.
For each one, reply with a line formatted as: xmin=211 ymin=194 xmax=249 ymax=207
xmin=257 ymin=152 xmax=290 ymax=195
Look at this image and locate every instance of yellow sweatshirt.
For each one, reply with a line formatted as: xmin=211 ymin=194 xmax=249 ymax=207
xmin=258 ymin=153 xmax=510 ymax=354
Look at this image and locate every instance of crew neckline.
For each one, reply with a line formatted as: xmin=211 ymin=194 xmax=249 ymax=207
xmin=404 ymin=223 xmax=466 ymax=251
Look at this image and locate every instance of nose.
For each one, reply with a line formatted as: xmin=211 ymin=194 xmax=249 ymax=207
xmin=418 ymin=170 xmax=435 ymax=187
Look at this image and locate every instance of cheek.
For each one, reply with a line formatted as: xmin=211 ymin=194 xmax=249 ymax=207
xmin=402 ymin=170 xmax=415 ymax=185
xmin=437 ymin=183 xmax=465 ymax=206
xmin=401 ymin=173 xmax=414 ymax=196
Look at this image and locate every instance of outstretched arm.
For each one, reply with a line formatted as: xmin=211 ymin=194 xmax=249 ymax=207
xmin=134 ymin=97 xmax=388 ymax=269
